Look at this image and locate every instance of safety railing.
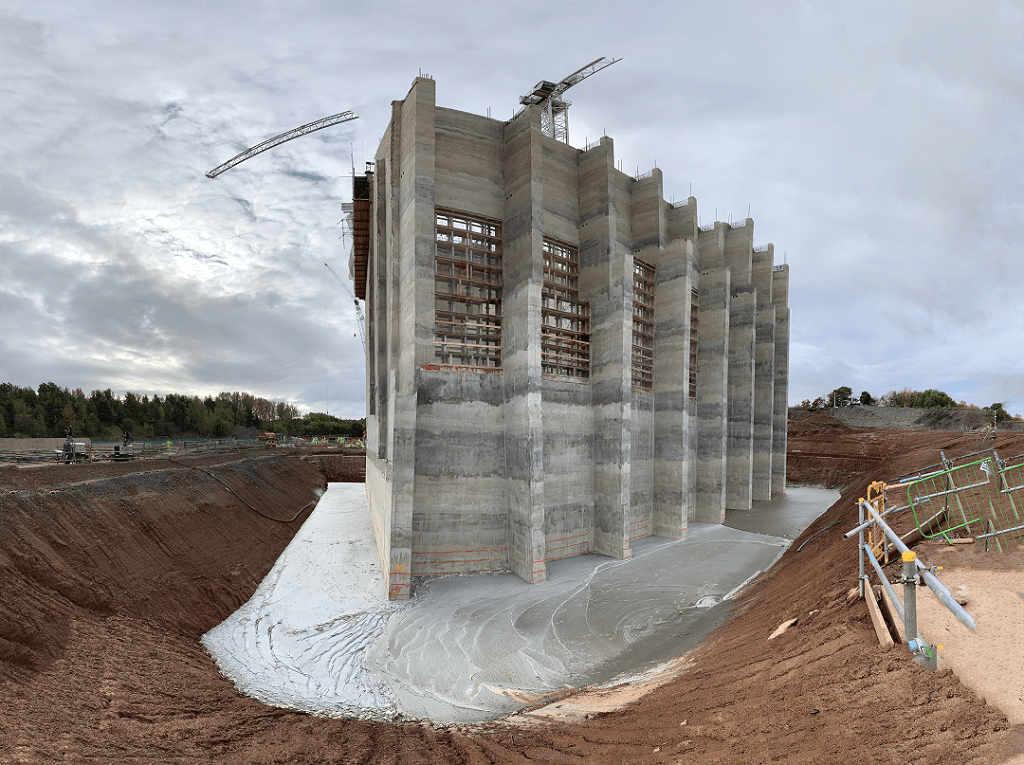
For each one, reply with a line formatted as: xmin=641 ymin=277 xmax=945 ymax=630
xmin=844 ymin=469 xmax=980 ymax=669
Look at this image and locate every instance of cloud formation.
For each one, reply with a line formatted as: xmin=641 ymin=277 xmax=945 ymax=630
xmin=1 ymin=0 xmax=1022 ymax=415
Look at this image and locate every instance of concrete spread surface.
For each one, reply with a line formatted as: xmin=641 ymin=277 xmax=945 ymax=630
xmin=204 ymin=483 xmax=838 ymax=723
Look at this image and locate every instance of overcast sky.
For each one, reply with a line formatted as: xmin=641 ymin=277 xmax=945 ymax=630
xmin=2 ymin=0 xmax=1022 ymax=418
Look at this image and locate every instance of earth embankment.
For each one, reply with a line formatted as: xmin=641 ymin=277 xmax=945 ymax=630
xmin=1 ymin=437 xmax=1022 ymax=763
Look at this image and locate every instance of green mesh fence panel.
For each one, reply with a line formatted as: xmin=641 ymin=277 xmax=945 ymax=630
xmin=903 ymin=451 xmax=1024 ymax=551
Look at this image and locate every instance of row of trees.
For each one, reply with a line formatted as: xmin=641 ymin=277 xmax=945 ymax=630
xmin=0 ymin=382 xmax=365 ymax=440
xmin=800 ymin=386 xmax=1018 ymax=421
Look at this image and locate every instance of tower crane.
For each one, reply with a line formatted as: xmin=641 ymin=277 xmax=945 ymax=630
xmin=205 ymin=110 xmax=358 ymax=178
xmin=325 ymin=262 xmax=366 ymax=354
xmin=518 ymin=57 xmax=621 ymax=143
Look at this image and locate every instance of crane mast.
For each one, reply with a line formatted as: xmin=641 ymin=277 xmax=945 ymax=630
xmin=518 ymin=56 xmax=621 ymax=143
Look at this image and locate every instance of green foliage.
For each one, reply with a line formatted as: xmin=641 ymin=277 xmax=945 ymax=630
xmin=859 ymin=391 xmax=875 ymax=406
xmin=987 ymin=403 xmax=1012 ymax=422
xmin=297 ymin=413 xmax=365 ymax=437
xmin=827 ymin=386 xmax=853 ymax=407
xmin=881 ymin=388 xmax=921 ymax=407
xmin=913 ymin=389 xmax=957 ymax=409
xmin=0 ymin=382 xmax=327 ymax=439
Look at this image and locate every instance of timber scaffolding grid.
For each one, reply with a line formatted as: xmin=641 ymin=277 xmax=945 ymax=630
xmin=843 ymin=445 xmax=1024 ymax=667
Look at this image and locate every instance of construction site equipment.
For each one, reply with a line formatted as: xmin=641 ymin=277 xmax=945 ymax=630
xmin=58 ymin=441 xmax=88 ymax=463
xmin=840 ymin=449 xmax=1006 ymax=668
xmin=900 ymin=451 xmax=1024 ymax=551
xmin=258 ymin=432 xmax=279 ymax=445
xmin=325 ymin=261 xmax=366 ymax=354
xmin=112 ymin=429 xmax=135 ymax=461
xmin=518 ymin=57 xmax=621 ymax=143
xmin=206 ymin=111 xmax=358 ymax=178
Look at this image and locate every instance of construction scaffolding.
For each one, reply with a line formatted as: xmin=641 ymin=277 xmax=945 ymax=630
xmin=631 ymin=258 xmax=655 ymax=390
xmin=541 ymin=238 xmax=590 ymax=379
xmin=433 ymin=210 xmax=503 ymax=370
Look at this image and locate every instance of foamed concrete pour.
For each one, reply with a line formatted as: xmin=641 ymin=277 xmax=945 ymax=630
xmin=202 ymin=484 xmax=405 ymax=719
xmin=203 ymin=483 xmax=838 ymax=723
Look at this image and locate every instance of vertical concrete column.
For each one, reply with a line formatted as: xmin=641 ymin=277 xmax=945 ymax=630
xmin=579 ymin=137 xmax=633 ymax=560
xmin=723 ymin=224 xmax=755 ymax=510
xmin=726 ymin=285 xmax=756 ymax=510
xmin=384 ymin=77 xmax=436 ymax=599
xmin=501 ymin=108 xmax=547 ymax=583
xmin=694 ymin=266 xmax=730 ymax=523
xmin=771 ymin=264 xmax=790 ymax=495
xmin=629 ymin=171 xmax=663 ymax=542
xmin=751 ymin=245 xmax=775 ymax=500
xmin=365 ymin=121 xmax=396 ymax=592
xmin=652 ymin=216 xmax=694 ymax=539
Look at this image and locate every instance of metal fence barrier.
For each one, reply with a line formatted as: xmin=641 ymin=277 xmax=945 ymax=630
xmin=843 ymin=454 xmax=988 ymax=668
xmin=898 ymin=450 xmax=1024 ymax=551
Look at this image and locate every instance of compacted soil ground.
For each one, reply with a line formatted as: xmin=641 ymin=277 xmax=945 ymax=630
xmin=1 ymin=433 xmax=1022 ymax=764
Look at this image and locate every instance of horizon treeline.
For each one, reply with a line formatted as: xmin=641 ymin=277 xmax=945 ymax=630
xmin=800 ymin=386 xmax=1019 ymax=421
xmin=0 ymin=382 xmax=365 ymax=440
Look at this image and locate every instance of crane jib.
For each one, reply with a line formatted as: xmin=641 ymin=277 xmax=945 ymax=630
xmin=206 ymin=110 xmax=358 ymax=178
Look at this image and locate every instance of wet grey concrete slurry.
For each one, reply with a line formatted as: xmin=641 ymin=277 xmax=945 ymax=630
xmin=725 ymin=486 xmax=842 ymax=539
xmin=204 ymin=485 xmax=839 ymax=723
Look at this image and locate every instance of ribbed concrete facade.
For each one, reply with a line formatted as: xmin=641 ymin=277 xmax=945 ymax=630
xmin=360 ymin=78 xmax=790 ymax=599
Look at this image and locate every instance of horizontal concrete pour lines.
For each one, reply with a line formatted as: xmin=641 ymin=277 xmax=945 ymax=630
xmin=203 ymin=484 xmax=838 ymax=724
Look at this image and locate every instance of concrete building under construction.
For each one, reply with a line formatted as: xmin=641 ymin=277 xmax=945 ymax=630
xmin=352 ymin=76 xmax=790 ymax=599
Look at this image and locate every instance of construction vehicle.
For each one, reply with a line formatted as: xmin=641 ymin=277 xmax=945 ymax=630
xmin=258 ymin=432 xmax=280 ymax=447
xmin=112 ymin=429 xmax=135 ymax=461
xmin=56 ymin=427 xmax=88 ymax=463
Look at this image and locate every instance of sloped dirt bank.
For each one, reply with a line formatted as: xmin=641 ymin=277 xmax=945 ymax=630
xmin=2 ymin=438 xmax=1023 ymax=763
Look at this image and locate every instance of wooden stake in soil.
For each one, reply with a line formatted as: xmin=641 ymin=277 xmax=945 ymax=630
xmin=879 ymin=585 xmax=905 ymax=644
xmin=865 ymin=587 xmax=895 ymax=648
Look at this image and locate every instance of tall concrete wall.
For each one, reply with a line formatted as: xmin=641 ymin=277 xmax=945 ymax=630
xmin=542 ymin=379 xmax=593 ymax=561
xmin=751 ymin=245 xmax=775 ymax=500
xmin=726 ymin=285 xmax=756 ymax=510
xmin=363 ymin=77 xmax=790 ymax=597
xmin=412 ymin=375 xmax=508 ymax=574
xmin=501 ymin=106 xmax=548 ymax=584
xmin=579 ymin=137 xmax=632 ymax=561
xmin=772 ymin=264 xmax=791 ymax=495
xmin=694 ymin=267 xmax=730 ymax=523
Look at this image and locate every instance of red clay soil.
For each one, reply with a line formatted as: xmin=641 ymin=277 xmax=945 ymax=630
xmin=1 ymin=436 xmax=1023 ymax=764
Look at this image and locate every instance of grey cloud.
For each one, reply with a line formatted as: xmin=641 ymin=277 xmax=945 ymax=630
xmin=2 ymin=0 xmax=1022 ymax=415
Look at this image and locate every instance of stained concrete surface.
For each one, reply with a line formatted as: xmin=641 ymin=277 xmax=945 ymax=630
xmin=203 ymin=483 xmax=838 ymax=723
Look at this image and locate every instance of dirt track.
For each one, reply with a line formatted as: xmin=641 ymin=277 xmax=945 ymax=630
xmin=1 ymin=433 xmax=1022 ymax=763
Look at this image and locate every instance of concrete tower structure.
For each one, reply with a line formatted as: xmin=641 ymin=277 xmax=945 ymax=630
xmin=352 ymin=77 xmax=790 ymax=599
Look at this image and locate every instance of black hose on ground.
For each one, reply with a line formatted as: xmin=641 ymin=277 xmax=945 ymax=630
xmin=165 ymin=456 xmax=317 ymax=523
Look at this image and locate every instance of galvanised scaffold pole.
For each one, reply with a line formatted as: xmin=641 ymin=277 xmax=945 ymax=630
xmin=855 ymin=500 xmax=976 ymax=632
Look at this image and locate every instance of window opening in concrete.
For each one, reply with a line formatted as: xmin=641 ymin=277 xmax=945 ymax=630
xmin=542 ymin=238 xmax=590 ymax=379
xmin=434 ymin=210 xmax=503 ymax=370
xmin=689 ymin=288 xmax=699 ymax=400
xmin=631 ymin=258 xmax=655 ymax=391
